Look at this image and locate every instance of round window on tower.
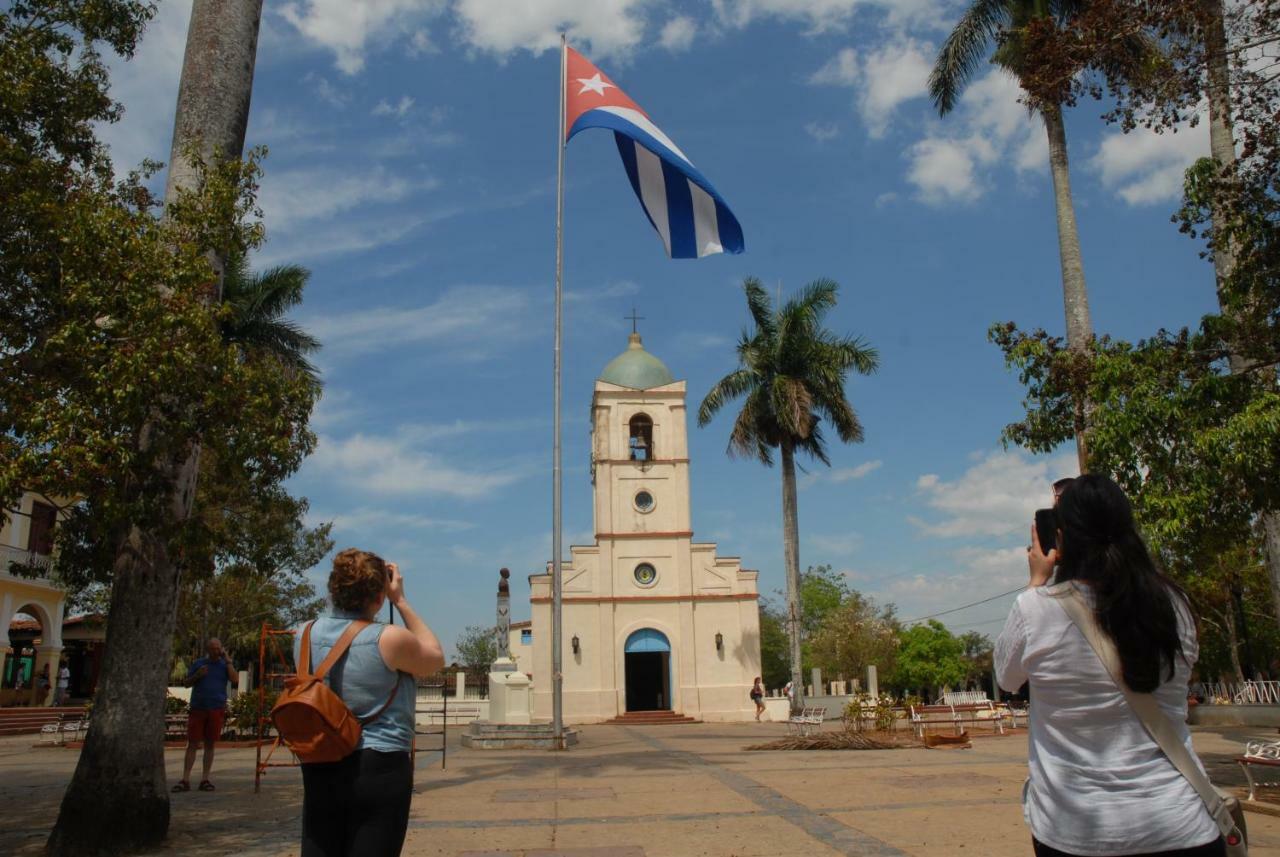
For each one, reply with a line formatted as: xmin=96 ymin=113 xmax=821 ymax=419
xmin=634 ymin=563 xmax=657 ymax=587
xmin=634 ymin=490 xmax=655 ymax=513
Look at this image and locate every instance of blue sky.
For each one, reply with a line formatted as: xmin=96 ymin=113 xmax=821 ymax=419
xmin=101 ymin=0 xmax=1220 ymax=656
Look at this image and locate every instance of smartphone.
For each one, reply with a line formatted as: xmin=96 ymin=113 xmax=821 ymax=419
xmin=1034 ymin=508 xmax=1058 ymax=555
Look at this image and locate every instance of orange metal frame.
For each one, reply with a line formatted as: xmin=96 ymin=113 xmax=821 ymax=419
xmin=254 ymin=623 xmax=299 ymax=793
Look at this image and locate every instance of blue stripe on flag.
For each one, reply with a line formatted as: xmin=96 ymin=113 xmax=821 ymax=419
xmin=574 ymin=109 xmax=744 ymax=257
xmin=614 ymin=134 xmax=663 ymax=241
xmin=661 ymin=159 xmax=696 ymax=259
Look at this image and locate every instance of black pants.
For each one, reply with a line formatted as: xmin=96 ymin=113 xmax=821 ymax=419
xmin=1033 ymin=837 xmax=1225 ymax=857
xmin=301 ymin=749 xmax=412 ymax=857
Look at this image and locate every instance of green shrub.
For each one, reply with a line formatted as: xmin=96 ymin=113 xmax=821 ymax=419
xmin=165 ymin=694 xmax=189 ymax=715
xmin=227 ymin=689 xmax=277 ymax=737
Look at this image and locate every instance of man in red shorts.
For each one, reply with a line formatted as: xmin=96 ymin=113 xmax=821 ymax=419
xmin=175 ymin=638 xmax=237 ymax=793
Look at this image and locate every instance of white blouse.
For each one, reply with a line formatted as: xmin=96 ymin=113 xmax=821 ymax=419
xmin=995 ymin=582 xmax=1219 ymax=855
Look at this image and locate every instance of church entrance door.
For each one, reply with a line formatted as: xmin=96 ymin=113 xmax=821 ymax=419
xmin=623 ymin=628 xmax=671 ymax=712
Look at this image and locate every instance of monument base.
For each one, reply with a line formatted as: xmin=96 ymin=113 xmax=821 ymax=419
xmin=461 ymin=720 xmax=580 ymax=750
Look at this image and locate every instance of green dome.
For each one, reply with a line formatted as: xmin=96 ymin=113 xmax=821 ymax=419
xmin=599 ymin=333 xmax=675 ymax=389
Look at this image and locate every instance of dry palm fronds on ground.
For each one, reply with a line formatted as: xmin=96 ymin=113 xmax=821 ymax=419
xmin=745 ymin=731 xmax=917 ymax=751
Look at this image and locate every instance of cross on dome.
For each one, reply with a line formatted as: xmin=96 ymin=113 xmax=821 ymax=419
xmin=576 ymin=73 xmax=614 ymax=96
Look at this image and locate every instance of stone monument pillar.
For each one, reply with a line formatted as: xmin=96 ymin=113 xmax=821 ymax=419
xmin=487 ymin=568 xmax=531 ymax=724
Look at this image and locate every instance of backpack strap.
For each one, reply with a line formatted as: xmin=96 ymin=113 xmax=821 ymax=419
xmin=359 ymin=673 xmax=404 ymax=726
xmin=297 ymin=621 xmax=317 ymax=676
xmin=312 ymin=620 xmax=372 ymax=681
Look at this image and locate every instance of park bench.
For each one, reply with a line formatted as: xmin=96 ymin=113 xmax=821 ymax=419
xmin=1237 ymin=740 xmax=1280 ymax=800
xmin=998 ymin=703 xmax=1028 ymax=730
xmin=165 ymin=714 xmax=189 ymax=740
xmin=38 ymin=713 xmax=89 ymax=746
xmin=787 ymin=706 xmax=825 ymax=736
xmin=910 ymin=702 xmax=1005 ymax=738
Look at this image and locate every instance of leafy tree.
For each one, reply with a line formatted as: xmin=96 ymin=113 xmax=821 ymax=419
xmin=173 ymin=509 xmax=332 ymax=667
xmin=892 ymin=621 xmax=967 ymax=697
xmin=797 ymin=564 xmax=849 ymax=638
xmin=455 ymin=625 xmax=499 ymax=673
xmin=0 ymin=3 xmax=288 ymax=852
xmin=757 ymin=605 xmax=791 ymax=690
xmin=699 ymin=277 xmax=879 ymax=710
xmin=958 ymin=631 xmax=995 ymax=689
xmin=807 ymin=592 xmax=900 ymax=686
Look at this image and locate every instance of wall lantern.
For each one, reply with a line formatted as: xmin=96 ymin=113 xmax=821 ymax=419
xmin=715 ymin=632 xmax=724 ymax=652
xmin=571 ymin=634 xmax=581 ymax=655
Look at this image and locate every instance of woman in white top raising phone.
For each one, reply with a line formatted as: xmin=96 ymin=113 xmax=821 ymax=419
xmin=995 ymin=474 xmax=1223 ymax=857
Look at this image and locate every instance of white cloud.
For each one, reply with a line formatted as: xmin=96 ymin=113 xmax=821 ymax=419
xmin=809 ymin=533 xmax=863 ymax=556
xmin=713 ymin=0 xmax=941 ymax=31
xmin=904 ymin=71 xmax=1046 ymax=205
xmin=304 ymin=72 xmax=350 ymax=108
xmin=257 ymin=166 xmax=434 ymax=233
xmin=800 ymin=459 xmax=882 ymax=488
xmin=912 ymin=449 xmax=1076 ymax=539
xmin=304 ymin=286 xmax=537 ymax=358
xmin=810 ymin=47 xmax=859 ymax=86
xmin=906 ymin=136 xmax=985 ymax=204
xmin=659 ymin=15 xmax=698 ymax=51
xmin=373 ymin=95 xmax=416 ymax=118
xmin=409 ymin=28 xmax=438 ymax=55
xmin=453 ymin=0 xmax=656 ymax=58
xmin=307 ymin=431 xmax=527 ymax=499
xmin=97 ymin=0 xmax=192 ymax=172
xmin=804 ymin=121 xmax=840 ymax=142
xmin=325 ymin=508 xmax=476 ymax=533
xmin=1090 ymin=121 xmax=1208 ymax=206
xmin=280 ymin=0 xmax=446 ymax=75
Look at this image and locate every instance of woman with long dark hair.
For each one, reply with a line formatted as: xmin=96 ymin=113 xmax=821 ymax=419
xmin=995 ymin=474 xmax=1224 ymax=856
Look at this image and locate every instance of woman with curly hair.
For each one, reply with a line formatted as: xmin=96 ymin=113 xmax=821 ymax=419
xmin=295 ymin=548 xmax=444 ymax=857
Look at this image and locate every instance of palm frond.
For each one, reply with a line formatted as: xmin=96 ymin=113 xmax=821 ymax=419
xmin=742 ymin=277 xmax=777 ymax=342
xmin=930 ymin=0 xmax=1012 ymax=114
xmin=698 ymin=368 xmax=757 ymax=427
xmin=728 ymin=390 xmax=774 ymax=465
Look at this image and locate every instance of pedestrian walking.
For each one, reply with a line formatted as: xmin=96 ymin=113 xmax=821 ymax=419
xmin=750 ymin=677 xmax=765 ymax=721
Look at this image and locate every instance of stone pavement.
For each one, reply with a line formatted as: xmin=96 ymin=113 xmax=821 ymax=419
xmin=4 ymin=722 xmax=1280 ymax=856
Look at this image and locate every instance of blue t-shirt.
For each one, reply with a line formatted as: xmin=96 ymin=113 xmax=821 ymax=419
xmin=188 ymin=657 xmax=231 ymax=710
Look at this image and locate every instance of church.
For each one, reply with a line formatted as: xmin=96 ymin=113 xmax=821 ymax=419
xmin=528 ymin=332 xmax=762 ymax=723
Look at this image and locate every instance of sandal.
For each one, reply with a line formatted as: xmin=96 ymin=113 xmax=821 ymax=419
xmin=198 ymin=780 xmax=215 ymax=792
xmin=172 ymin=781 xmax=190 ymax=793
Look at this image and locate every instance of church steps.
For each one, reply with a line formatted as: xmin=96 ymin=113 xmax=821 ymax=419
xmin=605 ymin=710 xmax=699 ymax=725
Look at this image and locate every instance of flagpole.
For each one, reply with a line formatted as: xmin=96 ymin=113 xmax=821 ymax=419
xmin=551 ymin=31 xmax=566 ymax=751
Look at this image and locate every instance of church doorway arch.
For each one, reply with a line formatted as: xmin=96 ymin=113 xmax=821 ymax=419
xmin=624 ymin=628 xmax=671 ymax=712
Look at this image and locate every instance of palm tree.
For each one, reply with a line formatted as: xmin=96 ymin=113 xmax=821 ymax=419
xmin=698 ymin=278 xmax=879 ymax=712
xmin=220 ymin=251 xmax=322 ymax=387
xmin=930 ymin=0 xmax=1093 ymax=472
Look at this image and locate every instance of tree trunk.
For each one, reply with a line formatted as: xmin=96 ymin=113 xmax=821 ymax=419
xmin=1043 ymin=104 xmax=1093 ymax=474
xmin=780 ymin=441 xmax=804 ymax=714
xmin=1197 ymin=0 xmax=1280 ymax=626
xmin=48 ymin=3 xmax=263 ymax=854
xmin=1223 ymin=602 xmax=1246 ymax=686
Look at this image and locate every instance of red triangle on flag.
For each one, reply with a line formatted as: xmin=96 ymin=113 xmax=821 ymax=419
xmin=565 ymin=46 xmax=648 ymax=140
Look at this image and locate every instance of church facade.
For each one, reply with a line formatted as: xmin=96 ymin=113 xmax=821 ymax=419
xmin=528 ymin=333 xmax=762 ymax=723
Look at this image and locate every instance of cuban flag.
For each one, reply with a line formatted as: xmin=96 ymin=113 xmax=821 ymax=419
xmin=564 ymin=46 xmax=744 ymax=259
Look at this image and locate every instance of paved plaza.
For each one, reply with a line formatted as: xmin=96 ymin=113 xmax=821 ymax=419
xmin=4 ymin=722 xmax=1280 ymax=856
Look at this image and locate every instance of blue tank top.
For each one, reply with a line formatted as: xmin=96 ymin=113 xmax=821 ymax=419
xmin=294 ymin=610 xmax=416 ymax=753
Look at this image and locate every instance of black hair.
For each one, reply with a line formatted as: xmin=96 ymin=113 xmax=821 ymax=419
xmin=1054 ymin=474 xmax=1188 ymax=693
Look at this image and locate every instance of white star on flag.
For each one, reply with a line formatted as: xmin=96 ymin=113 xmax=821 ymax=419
xmin=576 ymin=73 xmax=613 ymax=96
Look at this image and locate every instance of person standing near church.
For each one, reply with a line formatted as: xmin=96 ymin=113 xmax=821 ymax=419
xmin=750 ymin=677 xmax=765 ymax=721
xmin=174 ymin=638 xmax=237 ymax=793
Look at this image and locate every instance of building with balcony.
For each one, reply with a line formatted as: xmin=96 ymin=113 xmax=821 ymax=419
xmin=1 ymin=492 xmax=68 ymax=706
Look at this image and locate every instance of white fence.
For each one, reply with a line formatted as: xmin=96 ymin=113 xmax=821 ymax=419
xmin=938 ymin=691 xmax=990 ymax=705
xmin=0 ymin=544 xmax=53 ymax=576
xmin=1196 ymin=681 xmax=1280 ymax=705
